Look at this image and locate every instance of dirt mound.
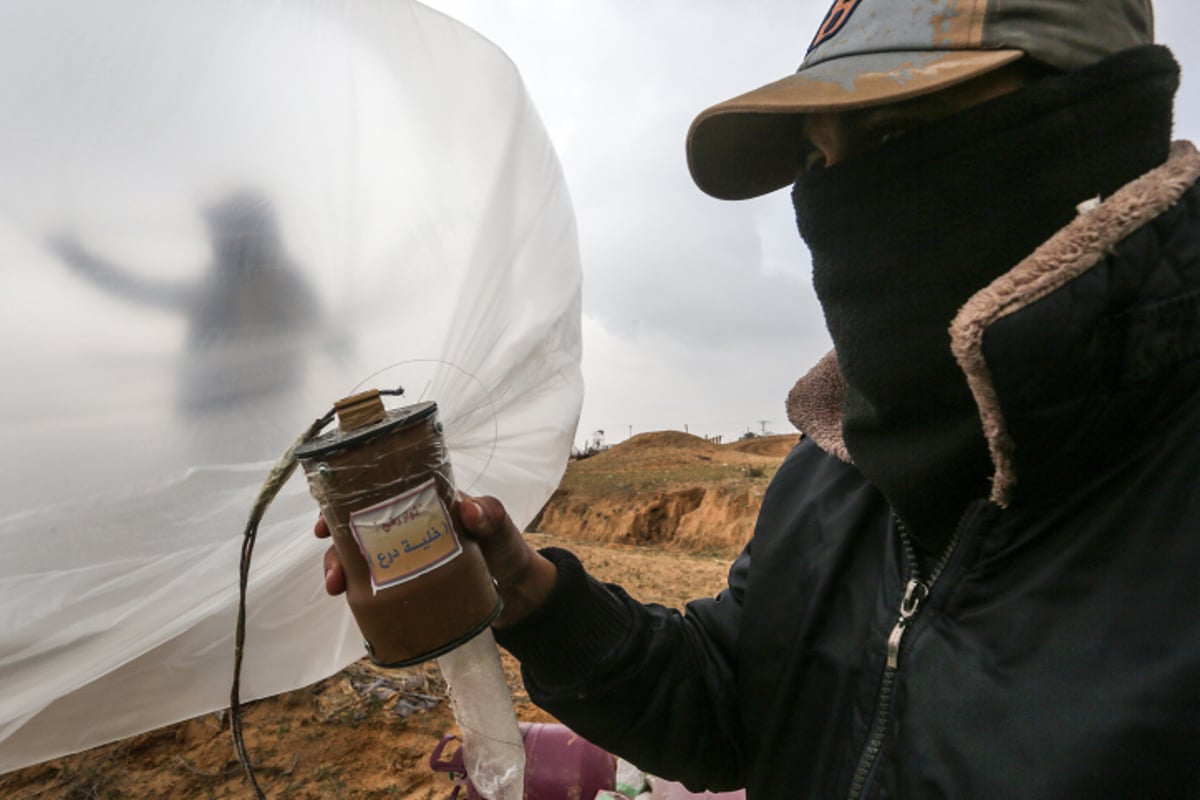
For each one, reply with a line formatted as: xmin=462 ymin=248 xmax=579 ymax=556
xmin=580 ymin=431 xmax=720 ymax=471
xmin=536 ymin=432 xmax=797 ymax=557
xmin=614 ymin=430 xmax=717 ymax=452
xmin=723 ymin=434 xmax=801 ymax=458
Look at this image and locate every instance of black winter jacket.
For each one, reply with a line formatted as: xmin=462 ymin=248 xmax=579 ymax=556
xmin=497 ymin=142 xmax=1200 ymax=799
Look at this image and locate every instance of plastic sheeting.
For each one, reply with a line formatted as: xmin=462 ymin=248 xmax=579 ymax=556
xmin=0 ymin=0 xmax=583 ymax=773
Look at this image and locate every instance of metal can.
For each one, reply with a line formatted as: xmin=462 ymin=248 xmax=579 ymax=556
xmin=296 ymin=390 xmax=501 ymax=666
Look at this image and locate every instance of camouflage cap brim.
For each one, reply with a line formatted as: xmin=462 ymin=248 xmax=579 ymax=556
xmin=686 ymin=48 xmax=1022 ymax=200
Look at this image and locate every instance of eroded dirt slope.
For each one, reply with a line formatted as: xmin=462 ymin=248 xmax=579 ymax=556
xmin=536 ymin=432 xmax=799 ymax=555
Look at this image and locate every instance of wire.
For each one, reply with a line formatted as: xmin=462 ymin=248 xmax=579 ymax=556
xmin=229 ymin=386 xmax=405 ymax=796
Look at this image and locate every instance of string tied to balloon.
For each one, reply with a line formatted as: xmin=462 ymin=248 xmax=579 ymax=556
xmin=229 ymin=386 xmax=406 ymax=798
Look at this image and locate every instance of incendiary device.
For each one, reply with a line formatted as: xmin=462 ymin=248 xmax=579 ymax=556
xmin=294 ymin=389 xmax=502 ymax=666
xmin=230 ymin=387 xmax=505 ymax=799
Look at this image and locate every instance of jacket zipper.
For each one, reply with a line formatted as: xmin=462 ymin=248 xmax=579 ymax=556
xmin=844 ymin=512 xmax=969 ymax=800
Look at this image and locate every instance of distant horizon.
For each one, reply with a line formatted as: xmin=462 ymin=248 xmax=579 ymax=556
xmin=573 ymin=424 xmax=800 ymax=454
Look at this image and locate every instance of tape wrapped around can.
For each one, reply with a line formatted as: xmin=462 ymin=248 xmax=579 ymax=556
xmin=296 ymin=396 xmax=502 ymax=666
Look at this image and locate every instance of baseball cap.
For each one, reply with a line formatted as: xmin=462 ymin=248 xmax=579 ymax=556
xmin=687 ymin=0 xmax=1155 ymax=200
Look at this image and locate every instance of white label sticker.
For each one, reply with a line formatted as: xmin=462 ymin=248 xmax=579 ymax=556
xmin=347 ymin=478 xmax=462 ymax=592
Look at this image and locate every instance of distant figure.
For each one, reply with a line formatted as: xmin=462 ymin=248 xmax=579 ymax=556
xmin=50 ymin=190 xmax=325 ymax=415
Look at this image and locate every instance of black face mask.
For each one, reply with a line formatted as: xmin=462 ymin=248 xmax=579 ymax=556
xmin=792 ymin=45 xmax=1177 ymax=556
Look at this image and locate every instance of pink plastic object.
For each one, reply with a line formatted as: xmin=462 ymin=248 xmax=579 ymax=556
xmin=430 ymin=722 xmax=616 ymax=800
xmin=649 ymin=779 xmax=746 ymax=800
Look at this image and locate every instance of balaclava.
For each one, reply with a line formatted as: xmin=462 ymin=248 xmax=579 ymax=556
xmin=792 ymin=45 xmax=1177 ymax=557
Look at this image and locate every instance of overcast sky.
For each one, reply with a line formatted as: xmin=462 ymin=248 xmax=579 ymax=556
xmin=422 ymin=1 xmax=1200 ymax=449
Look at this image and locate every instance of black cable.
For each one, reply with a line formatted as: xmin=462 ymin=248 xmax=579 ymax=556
xmin=229 ymin=386 xmax=404 ymax=796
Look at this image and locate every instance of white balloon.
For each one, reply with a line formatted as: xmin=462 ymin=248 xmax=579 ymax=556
xmin=0 ymin=0 xmax=582 ymax=771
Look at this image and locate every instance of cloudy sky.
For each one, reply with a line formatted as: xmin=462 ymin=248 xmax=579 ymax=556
xmin=422 ymin=1 xmax=1200 ymax=449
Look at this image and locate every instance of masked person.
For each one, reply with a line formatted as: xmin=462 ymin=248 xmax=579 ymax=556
xmin=319 ymin=0 xmax=1200 ymax=796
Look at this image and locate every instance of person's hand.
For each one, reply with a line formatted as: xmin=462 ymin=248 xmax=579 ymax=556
xmin=314 ymin=493 xmax=557 ymax=628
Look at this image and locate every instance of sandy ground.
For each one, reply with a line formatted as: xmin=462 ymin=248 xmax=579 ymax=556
xmin=1 ymin=433 xmax=795 ymax=800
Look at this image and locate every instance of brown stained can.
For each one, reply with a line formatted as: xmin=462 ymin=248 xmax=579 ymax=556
xmin=296 ymin=390 xmax=501 ymax=667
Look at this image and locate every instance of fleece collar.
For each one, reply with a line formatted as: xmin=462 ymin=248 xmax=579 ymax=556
xmin=786 ymin=141 xmax=1200 ymax=507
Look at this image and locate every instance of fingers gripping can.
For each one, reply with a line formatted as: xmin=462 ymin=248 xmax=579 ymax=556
xmin=295 ymin=390 xmax=501 ymax=666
